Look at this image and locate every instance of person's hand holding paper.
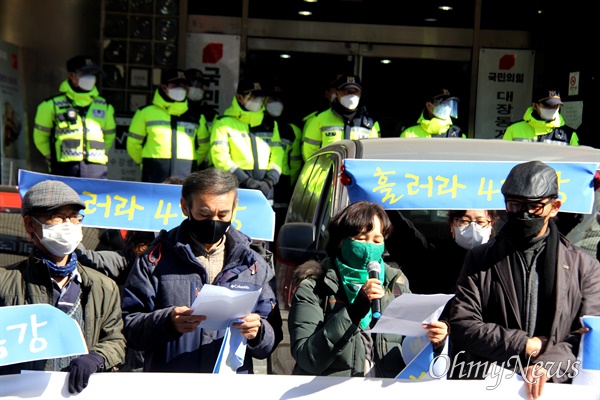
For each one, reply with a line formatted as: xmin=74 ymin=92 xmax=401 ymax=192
xmin=190 ymin=284 xmax=262 ymax=332
xmin=371 ymin=293 xmax=454 ymax=336
xmin=232 ymin=312 xmax=262 ymax=340
xmin=171 ymin=306 xmax=206 ymax=333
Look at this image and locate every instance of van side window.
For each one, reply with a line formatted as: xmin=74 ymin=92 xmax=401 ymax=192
xmin=287 ymin=155 xmax=329 ymax=223
xmin=286 ymin=153 xmax=336 ymax=252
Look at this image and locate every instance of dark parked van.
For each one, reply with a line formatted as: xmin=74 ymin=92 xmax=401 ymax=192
xmin=270 ymin=137 xmax=600 ymax=375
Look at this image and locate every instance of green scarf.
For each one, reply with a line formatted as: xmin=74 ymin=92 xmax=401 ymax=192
xmin=335 ymin=255 xmax=385 ymax=329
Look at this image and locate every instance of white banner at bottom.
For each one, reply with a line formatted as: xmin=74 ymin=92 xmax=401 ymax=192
xmin=1 ymin=369 xmax=598 ymax=400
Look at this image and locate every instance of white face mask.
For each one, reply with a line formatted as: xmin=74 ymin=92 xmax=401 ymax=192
xmin=34 ymin=219 xmax=83 ymax=257
xmin=266 ymin=101 xmax=284 ymax=117
xmin=454 ymin=223 xmax=492 ymax=250
xmin=167 ymin=87 xmax=187 ymax=102
xmin=539 ymin=107 xmax=559 ymax=121
xmin=244 ymin=97 xmax=264 ymax=112
xmin=187 ymin=87 xmax=204 ymax=102
xmin=77 ymin=75 xmax=96 ymax=91
xmin=340 ymin=94 xmax=360 ymax=110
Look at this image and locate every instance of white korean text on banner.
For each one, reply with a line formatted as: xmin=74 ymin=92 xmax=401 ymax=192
xmin=186 ymin=33 xmax=240 ymax=117
xmin=18 ymin=170 xmax=275 ymax=241
xmin=0 ymin=304 xmax=88 ymax=366
xmin=475 ymin=49 xmax=535 ymax=139
xmin=0 ymin=40 xmax=27 ymax=185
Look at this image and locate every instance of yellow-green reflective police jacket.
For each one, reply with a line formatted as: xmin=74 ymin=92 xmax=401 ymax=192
xmin=502 ymin=107 xmax=579 ymax=146
xmin=127 ymin=89 xmax=207 ymax=182
xmin=302 ymin=105 xmax=379 ymax=161
xmin=33 ymin=80 xmax=116 ymax=165
xmin=210 ymin=97 xmax=284 ymax=185
xmin=400 ymin=112 xmax=465 ymax=138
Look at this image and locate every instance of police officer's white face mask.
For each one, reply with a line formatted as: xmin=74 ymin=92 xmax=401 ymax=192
xmin=167 ymin=87 xmax=187 ymax=102
xmin=77 ymin=75 xmax=96 ymax=92
xmin=187 ymin=87 xmax=204 ymax=102
xmin=244 ymin=97 xmax=264 ymax=112
xmin=266 ymin=101 xmax=284 ymax=117
xmin=340 ymin=94 xmax=360 ymax=110
xmin=539 ymin=106 xmax=559 ymax=121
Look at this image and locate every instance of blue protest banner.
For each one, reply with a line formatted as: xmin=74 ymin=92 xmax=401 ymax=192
xmin=0 ymin=304 xmax=88 ymax=366
xmin=581 ymin=316 xmax=600 ymax=370
xmin=397 ymin=335 xmax=448 ymax=381
xmin=18 ymin=170 xmax=275 ymax=241
xmin=343 ymin=160 xmax=597 ymax=213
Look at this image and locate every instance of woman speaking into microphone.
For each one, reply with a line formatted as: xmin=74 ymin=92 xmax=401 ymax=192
xmin=288 ymin=201 xmax=448 ymax=377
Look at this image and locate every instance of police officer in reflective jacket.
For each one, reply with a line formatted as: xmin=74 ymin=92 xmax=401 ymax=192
xmin=127 ymin=68 xmax=208 ymax=183
xmin=210 ymin=77 xmax=284 ymax=202
xmin=302 ymin=74 xmax=379 ymax=161
xmin=400 ymin=88 xmax=465 ymax=139
xmin=503 ymin=88 xmax=579 ymax=145
xmin=33 ymin=55 xmax=116 ymax=179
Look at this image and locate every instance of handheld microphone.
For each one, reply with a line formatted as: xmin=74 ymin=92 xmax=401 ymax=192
xmin=366 ymin=261 xmax=382 ymax=319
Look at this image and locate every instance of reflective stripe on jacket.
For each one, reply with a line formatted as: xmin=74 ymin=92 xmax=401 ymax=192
xmin=126 ymin=89 xmax=201 ymax=161
xmin=33 ymin=80 xmax=116 ymax=164
xmin=210 ymin=97 xmax=283 ymax=184
xmin=302 ymin=106 xmax=379 ymax=161
xmin=502 ymin=107 xmax=579 ymax=146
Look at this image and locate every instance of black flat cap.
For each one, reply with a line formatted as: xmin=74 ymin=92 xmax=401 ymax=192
xmin=501 ymin=160 xmax=559 ymax=201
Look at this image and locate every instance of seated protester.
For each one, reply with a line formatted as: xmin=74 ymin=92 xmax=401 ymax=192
xmin=121 ymin=168 xmax=282 ymax=373
xmin=385 ymin=209 xmax=499 ymax=295
xmin=288 ymin=201 xmax=448 ymax=377
xmin=0 ymin=180 xmax=125 ymax=394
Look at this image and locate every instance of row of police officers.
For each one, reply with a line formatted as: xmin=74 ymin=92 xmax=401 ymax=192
xmin=33 ymin=55 xmax=580 ymax=197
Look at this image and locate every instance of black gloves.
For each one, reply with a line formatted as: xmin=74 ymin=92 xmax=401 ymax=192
xmin=347 ymin=287 xmax=371 ymax=326
xmin=256 ymin=179 xmax=274 ymax=197
xmin=243 ymin=177 xmax=273 ymax=197
xmin=243 ymin=177 xmax=262 ymax=190
xmin=67 ymin=352 xmax=104 ymax=394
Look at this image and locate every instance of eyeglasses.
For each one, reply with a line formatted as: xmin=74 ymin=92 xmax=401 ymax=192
xmin=454 ymin=218 xmax=491 ymax=228
xmin=38 ymin=213 xmax=85 ymax=224
xmin=505 ymin=198 xmax=555 ymax=215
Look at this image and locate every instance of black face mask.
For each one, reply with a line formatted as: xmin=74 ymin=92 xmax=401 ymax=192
xmin=188 ymin=215 xmax=231 ymax=245
xmin=504 ymin=211 xmax=547 ymax=243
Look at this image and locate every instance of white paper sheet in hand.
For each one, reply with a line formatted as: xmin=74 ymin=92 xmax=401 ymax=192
xmin=370 ymin=293 xmax=454 ymax=337
xmin=190 ymin=284 xmax=262 ymax=331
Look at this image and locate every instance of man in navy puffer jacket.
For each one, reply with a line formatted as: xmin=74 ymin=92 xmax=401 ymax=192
xmin=121 ymin=168 xmax=281 ymax=373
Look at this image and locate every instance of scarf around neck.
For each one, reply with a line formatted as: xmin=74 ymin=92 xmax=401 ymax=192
xmin=334 ymin=257 xmax=385 ymax=329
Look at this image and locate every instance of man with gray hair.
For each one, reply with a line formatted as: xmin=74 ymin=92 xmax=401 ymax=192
xmin=0 ymin=180 xmax=125 ymax=394
xmin=450 ymin=160 xmax=600 ymax=399
xmin=121 ymin=167 xmax=281 ymax=373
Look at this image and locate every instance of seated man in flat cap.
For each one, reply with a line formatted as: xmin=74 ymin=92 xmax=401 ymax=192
xmin=0 ymin=180 xmax=125 ymax=394
xmin=449 ymin=161 xmax=599 ymax=399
